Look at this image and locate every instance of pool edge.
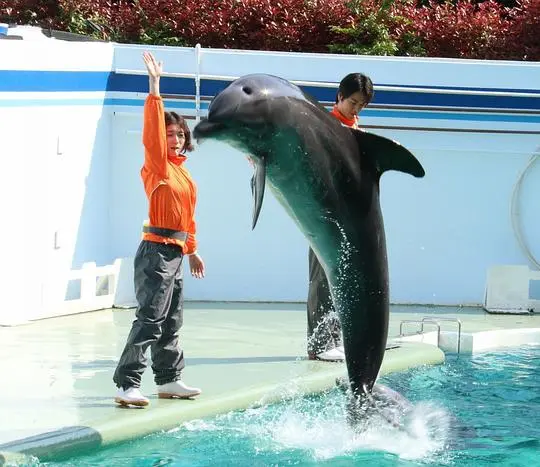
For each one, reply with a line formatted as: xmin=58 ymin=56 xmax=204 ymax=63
xmin=0 ymin=342 xmax=444 ymax=463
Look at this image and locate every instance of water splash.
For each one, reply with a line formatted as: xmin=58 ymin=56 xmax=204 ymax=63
xmin=177 ymin=389 xmax=453 ymax=463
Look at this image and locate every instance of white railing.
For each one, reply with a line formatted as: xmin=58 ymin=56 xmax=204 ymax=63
xmin=0 ymin=259 xmax=137 ymax=326
xmin=55 ymin=259 xmax=137 ymax=318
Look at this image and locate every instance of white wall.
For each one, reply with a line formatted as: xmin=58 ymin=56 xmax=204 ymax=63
xmin=0 ymin=40 xmax=115 ymax=323
xmin=1 ymin=38 xmax=539 ymax=324
xmin=109 ymin=45 xmax=540 ymax=306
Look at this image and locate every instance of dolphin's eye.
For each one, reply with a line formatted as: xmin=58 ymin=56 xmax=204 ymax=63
xmin=242 ymin=86 xmax=253 ymax=95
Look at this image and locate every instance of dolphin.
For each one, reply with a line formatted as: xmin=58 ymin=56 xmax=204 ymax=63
xmin=193 ymin=74 xmax=425 ymax=420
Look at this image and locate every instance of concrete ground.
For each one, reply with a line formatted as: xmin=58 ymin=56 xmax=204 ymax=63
xmin=0 ymin=302 xmax=538 ymax=464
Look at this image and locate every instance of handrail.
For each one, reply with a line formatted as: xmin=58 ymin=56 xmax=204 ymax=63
xmin=195 ymin=43 xmax=202 ymax=123
xmin=399 ymin=317 xmax=462 ymax=354
xmin=399 ymin=319 xmax=441 ymax=349
xmin=422 ymin=317 xmax=462 ymax=354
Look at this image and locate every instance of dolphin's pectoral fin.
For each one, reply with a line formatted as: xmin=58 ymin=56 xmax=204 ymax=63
xmin=250 ymin=155 xmax=266 ymax=230
xmin=350 ymin=129 xmax=425 ymax=179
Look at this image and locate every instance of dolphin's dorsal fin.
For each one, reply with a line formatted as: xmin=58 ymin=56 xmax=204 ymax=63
xmin=350 ymin=129 xmax=425 ymax=179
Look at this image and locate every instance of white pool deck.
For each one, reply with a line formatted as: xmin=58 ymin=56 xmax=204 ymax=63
xmin=0 ymin=303 xmax=538 ymax=464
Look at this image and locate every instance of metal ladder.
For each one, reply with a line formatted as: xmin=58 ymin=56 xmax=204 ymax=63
xmin=398 ymin=316 xmax=462 ymax=354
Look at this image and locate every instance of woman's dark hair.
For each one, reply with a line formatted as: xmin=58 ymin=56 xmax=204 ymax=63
xmin=335 ymin=73 xmax=374 ymax=104
xmin=164 ymin=111 xmax=194 ymax=152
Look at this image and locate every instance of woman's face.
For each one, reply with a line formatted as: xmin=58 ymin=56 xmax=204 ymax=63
xmin=336 ymin=91 xmax=368 ymax=120
xmin=166 ymin=124 xmax=186 ymax=157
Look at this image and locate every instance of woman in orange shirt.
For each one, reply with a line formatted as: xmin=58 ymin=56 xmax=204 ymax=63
xmin=113 ymin=52 xmax=205 ymax=407
xmin=307 ymin=72 xmax=374 ymax=362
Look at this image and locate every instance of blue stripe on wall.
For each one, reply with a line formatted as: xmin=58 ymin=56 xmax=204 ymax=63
xmin=0 ymin=70 xmax=195 ymax=94
xmin=105 ymin=98 xmax=197 ymax=108
xmin=381 ymin=83 xmax=540 ymax=95
xmin=0 ymin=70 xmax=110 ymax=92
xmin=371 ymin=90 xmax=540 ymax=111
xmin=198 ymin=80 xmax=540 ymax=98
xmin=365 ymin=109 xmax=540 ymax=124
xmin=2 ymin=96 xmax=539 ymax=125
xmin=106 ymin=73 xmax=196 ymax=95
xmin=201 ymin=80 xmax=540 ymax=111
xmin=0 ymin=97 xmax=196 ymax=108
xmin=0 ymin=70 xmax=539 ymax=112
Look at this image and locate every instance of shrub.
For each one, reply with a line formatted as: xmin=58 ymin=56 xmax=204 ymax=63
xmin=0 ymin=0 xmax=537 ymax=60
xmin=400 ymin=0 xmax=513 ymax=59
xmin=127 ymin=0 xmax=354 ymax=52
xmin=507 ymin=0 xmax=540 ymax=60
xmin=328 ymin=0 xmax=426 ymax=56
xmin=0 ymin=0 xmax=61 ymax=26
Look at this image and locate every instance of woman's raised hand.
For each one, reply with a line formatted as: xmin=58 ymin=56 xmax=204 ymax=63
xmin=142 ymin=51 xmax=163 ymax=79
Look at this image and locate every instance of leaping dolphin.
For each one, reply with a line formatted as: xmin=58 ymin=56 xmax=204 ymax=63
xmin=193 ymin=74 xmax=425 ymax=421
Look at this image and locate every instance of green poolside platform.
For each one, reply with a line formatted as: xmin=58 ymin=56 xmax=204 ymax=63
xmin=1 ymin=303 xmax=538 ymax=464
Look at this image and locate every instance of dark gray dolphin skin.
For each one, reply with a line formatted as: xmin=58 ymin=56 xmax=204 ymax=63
xmin=193 ymin=74 xmax=425 ymax=418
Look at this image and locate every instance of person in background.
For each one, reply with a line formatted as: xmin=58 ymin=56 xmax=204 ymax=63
xmin=307 ymin=72 xmax=374 ymax=361
xmin=113 ymin=51 xmax=205 ymax=407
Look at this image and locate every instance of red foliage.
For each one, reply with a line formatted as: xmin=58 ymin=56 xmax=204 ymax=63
xmin=0 ymin=0 xmax=61 ymax=25
xmin=0 ymin=0 xmax=538 ymax=60
xmin=32 ymin=0 xmax=353 ymax=51
xmin=54 ymin=1 xmax=142 ymax=41
xmin=398 ymin=0 xmax=514 ymax=59
xmin=127 ymin=0 xmax=354 ymax=52
xmin=507 ymin=0 xmax=540 ymax=60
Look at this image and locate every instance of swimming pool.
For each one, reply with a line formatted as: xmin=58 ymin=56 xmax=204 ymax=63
xmin=39 ymin=344 xmax=539 ymax=466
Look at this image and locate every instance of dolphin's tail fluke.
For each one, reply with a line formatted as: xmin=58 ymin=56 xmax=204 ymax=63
xmin=337 ymin=378 xmax=412 ymax=432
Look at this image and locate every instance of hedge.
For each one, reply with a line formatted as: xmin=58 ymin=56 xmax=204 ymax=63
xmin=1 ymin=0 xmax=538 ymax=60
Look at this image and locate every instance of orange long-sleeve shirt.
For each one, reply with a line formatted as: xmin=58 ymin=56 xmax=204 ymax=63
xmin=140 ymin=95 xmax=198 ymax=254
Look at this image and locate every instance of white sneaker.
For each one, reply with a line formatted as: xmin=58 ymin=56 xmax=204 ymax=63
xmin=316 ymin=348 xmax=345 ymax=361
xmin=336 ymin=345 xmax=345 ymax=354
xmin=157 ymin=380 xmax=202 ymax=399
xmin=114 ymin=387 xmax=149 ymax=407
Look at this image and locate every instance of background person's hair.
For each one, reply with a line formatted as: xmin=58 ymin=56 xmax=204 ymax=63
xmin=335 ymin=73 xmax=374 ymax=104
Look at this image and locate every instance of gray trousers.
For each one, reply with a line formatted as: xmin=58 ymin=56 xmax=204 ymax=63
xmin=113 ymin=240 xmax=185 ymax=389
xmin=307 ymin=247 xmax=342 ymax=355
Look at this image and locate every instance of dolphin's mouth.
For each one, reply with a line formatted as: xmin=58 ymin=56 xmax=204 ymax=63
xmin=193 ymin=120 xmax=226 ymax=141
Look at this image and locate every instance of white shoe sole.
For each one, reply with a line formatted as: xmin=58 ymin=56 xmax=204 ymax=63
xmin=158 ymin=390 xmax=201 ymax=399
xmin=317 ymin=356 xmax=345 ymax=362
xmin=114 ymin=396 xmax=149 ymax=407
xmin=316 ymin=350 xmax=345 ymax=362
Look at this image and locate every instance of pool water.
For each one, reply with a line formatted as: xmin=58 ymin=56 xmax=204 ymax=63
xmin=42 ymin=345 xmax=539 ymax=466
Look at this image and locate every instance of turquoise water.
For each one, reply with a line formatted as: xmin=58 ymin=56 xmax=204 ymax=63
xmin=43 ymin=345 xmax=539 ymax=466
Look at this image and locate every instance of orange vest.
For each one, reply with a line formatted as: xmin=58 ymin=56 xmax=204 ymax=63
xmin=140 ymin=95 xmax=198 ymax=254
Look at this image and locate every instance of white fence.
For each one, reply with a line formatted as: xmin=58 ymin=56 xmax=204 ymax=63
xmin=0 ymin=259 xmax=135 ymax=326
